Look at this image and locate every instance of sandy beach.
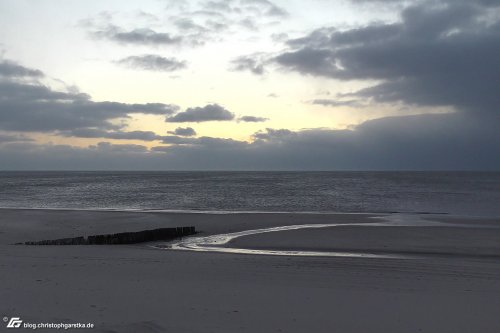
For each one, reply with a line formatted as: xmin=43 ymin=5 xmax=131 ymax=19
xmin=1 ymin=209 xmax=500 ymax=332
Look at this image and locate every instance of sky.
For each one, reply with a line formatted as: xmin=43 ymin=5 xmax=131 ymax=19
xmin=0 ymin=0 xmax=498 ymax=170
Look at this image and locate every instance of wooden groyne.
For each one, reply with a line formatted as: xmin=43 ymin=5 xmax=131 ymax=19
xmin=20 ymin=226 xmax=196 ymax=245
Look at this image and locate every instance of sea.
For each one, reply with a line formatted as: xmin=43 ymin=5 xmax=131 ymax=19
xmin=0 ymin=171 xmax=498 ymax=217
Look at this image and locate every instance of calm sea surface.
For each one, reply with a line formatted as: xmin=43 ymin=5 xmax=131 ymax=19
xmin=0 ymin=172 xmax=498 ymax=216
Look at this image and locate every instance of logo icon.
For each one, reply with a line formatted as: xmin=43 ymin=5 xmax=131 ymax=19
xmin=6 ymin=317 xmax=22 ymax=328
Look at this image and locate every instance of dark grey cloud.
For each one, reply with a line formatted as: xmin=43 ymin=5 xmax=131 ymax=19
xmin=159 ymin=135 xmax=196 ymax=145
xmin=160 ymin=113 xmax=499 ymax=170
xmin=273 ymin=0 xmax=500 ymax=116
xmin=159 ymin=135 xmax=245 ymax=147
xmin=351 ymin=0 xmax=499 ymax=6
xmin=166 ymin=104 xmax=235 ymax=123
xmin=0 ymin=59 xmax=179 ymax=132
xmin=2 ymin=1 xmax=498 ymax=170
xmin=0 ymin=81 xmax=89 ymax=103
xmin=167 ymin=127 xmax=197 ymax=136
xmin=0 ymin=141 xmax=150 ymax=171
xmin=116 ymin=54 xmax=186 ymax=72
xmin=91 ymin=142 xmax=148 ymax=153
xmin=0 ymin=133 xmax=34 ymax=143
xmin=238 ymin=116 xmax=269 ymax=122
xmin=271 ymin=32 xmax=288 ymax=42
xmin=230 ymin=54 xmax=267 ymax=75
xmin=0 ymin=60 xmax=44 ymax=78
xmin=93 ymin=26 xmax=182 ymax=46
xmin=159 ymin=135 xmax=246 ymax=147
xmin=311 ymin=99 xmax=366 ymax=108
xmin=252 ymin=128 xmax=294 ymax=141
xmin=60 ymin=129 xmax=162 ymax=141
xmin=3 ymin=112 xmax=497 ymax=170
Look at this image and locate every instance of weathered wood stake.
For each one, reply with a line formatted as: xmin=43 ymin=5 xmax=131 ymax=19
xmin=20 ymin=226 xmax=196 ymax=245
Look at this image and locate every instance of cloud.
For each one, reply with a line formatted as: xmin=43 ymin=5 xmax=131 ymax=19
xmin=60 ymin=129 xmax=162 ymax=141
xmin=159 ymin=135 xmax=245 ymax=146
xmin=0 ymin=133 xmax=34 ymax=143
xmin=0 ymin=142 xmax=153 ymax=170
xmin=230 ymin=54 xmax=268 ymax=75
xmin=167 ymin=127 xmax=197 ymax=136
xmin=3 ymin=111 xmax=497 ymax=170
xmin=0 ymin=59 xmax=179 ymax=132
xmin=252 ymin=128 xmax=294 ymax=141
xmin=273 ymin=0 xmax=500 ymax=116
xmin=239 ymin=17 xmax=258 ymax=30
xmin=93 ymin=26 xmax=183 ymax=46
xmin=159 ymin=135 xmax=196 ymax=145
xmin=0 ymin=59 xmax=44 ymax=78
xmin=173 ymin=17 xmax=205 ymax=32
xmin=271 ymin=32 xmax=288 ymax=42
xmin=202 ymin=1 xmax=233 ymax=12
xmin=238 ymin=116 xmax=269 ymax=122
xmin=116 ymin=55 xmax=186 ymax=72
xmin=166 ymin=104 xmax=235 ymax=122
xmin=240 ymin=0 xmax=288 ymax=17
xmin=160 ymin=113 xmax=498 ymax=170
xmin=202 ymin=0 xmax=288 ymax=17
xmin=188 ymin=9 xmax=227 ymax=19
xmin=2 ymin=1 xmax=498 ymax=170
xmin=350 ymin=0 xmax=499 ymax=6
xmin=311 ymin=99 xmax=366 ymax=108
xmin=347 ymin=0 xmax=413 ymax=5
xmin=92 ymin=142 xmax=149 ymax=153
xmin=85 ymin=0 xmax=288 ymax=49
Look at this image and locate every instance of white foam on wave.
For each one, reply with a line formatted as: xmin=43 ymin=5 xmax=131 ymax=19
xmin=0 ymin=206 xmax=380 ymax=215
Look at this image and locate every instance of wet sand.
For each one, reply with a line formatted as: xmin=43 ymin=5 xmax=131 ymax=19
xmin=1 ymin=209 xmax=499 ymax=332
xmin=228 ymin=224 xmax=500 ymax=257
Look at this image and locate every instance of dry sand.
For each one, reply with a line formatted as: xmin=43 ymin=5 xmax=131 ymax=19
xmin=1 ymin=209 xmax=499 ymax=332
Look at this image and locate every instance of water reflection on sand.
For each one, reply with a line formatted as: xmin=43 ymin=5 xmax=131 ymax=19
xmin=157 ymin=214 xmax=495 ymax=259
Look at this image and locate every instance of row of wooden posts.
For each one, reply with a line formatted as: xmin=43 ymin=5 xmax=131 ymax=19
xmin=20 ymin=226 xmax=196 ymax=245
